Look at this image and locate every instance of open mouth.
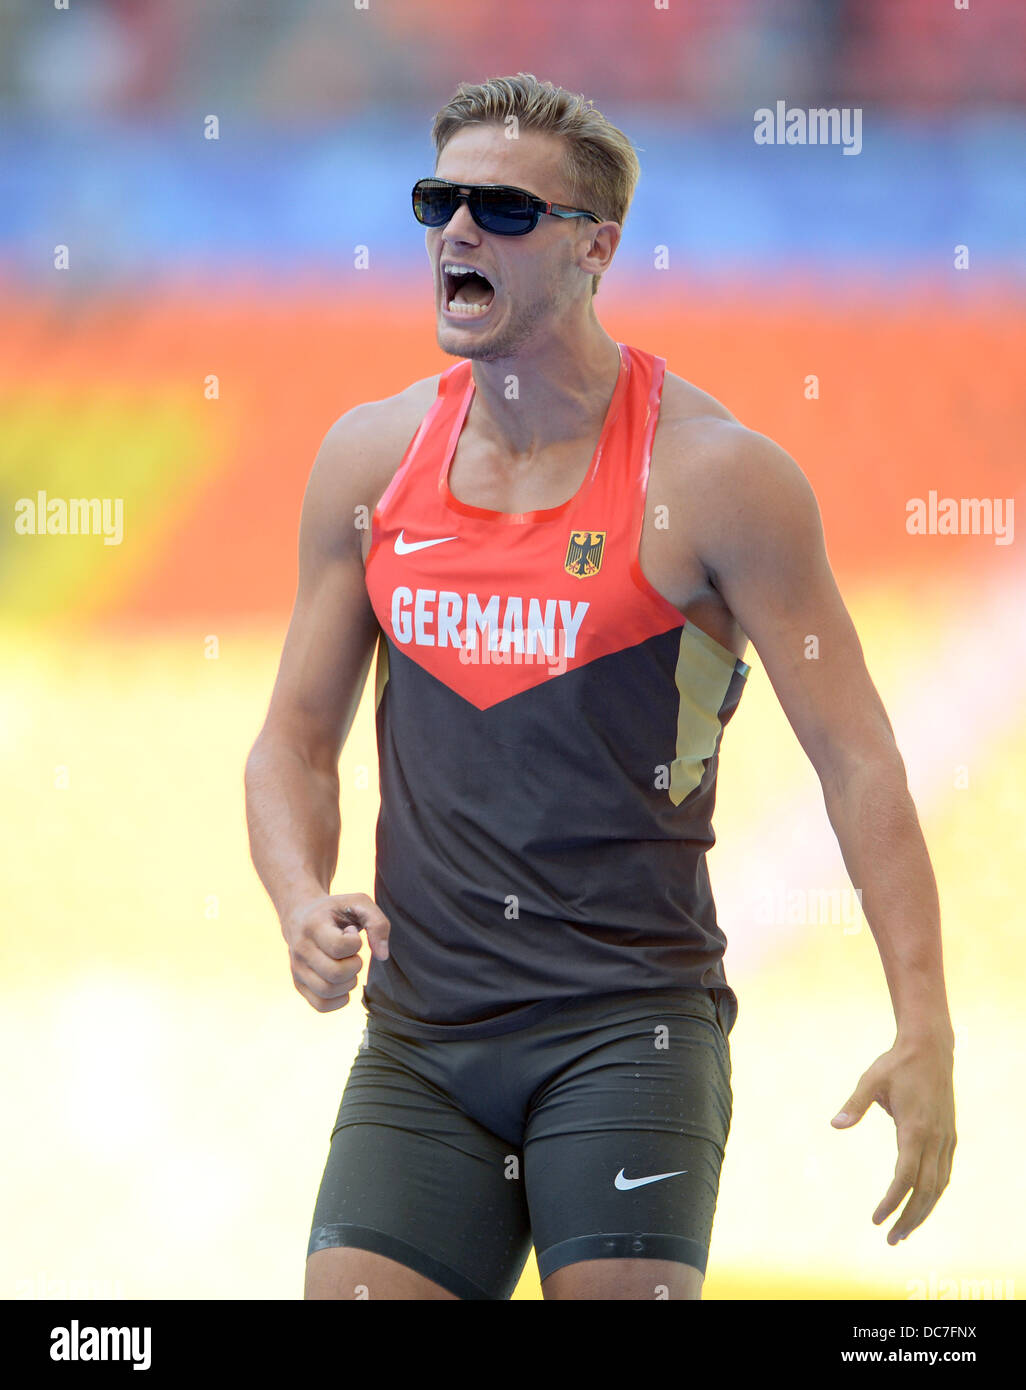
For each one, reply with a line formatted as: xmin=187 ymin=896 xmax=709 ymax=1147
xmin=442 ymin=262 xmax=496 ymax=317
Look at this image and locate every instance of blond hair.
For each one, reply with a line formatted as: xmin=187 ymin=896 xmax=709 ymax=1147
xmin=431 ymin=73 xmax=640 ymax=297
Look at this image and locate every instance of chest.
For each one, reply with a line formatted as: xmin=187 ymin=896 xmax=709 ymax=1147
xmin=361 ymin=391 xmax=749 ymax=666
xmin=436 ymin=423 xmax=745 ymax=661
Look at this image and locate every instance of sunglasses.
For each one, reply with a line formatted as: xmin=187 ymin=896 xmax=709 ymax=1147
xmin=412 ymin=177 xmax=602 ymax=237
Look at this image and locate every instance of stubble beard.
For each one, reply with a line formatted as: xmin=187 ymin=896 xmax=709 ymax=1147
xmin=438 ymin=258 xmax=576 ymax=364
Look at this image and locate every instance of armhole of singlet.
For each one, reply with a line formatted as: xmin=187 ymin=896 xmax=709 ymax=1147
xmin=627 ymin=358 xmax=752 ymax=676
xmin=627 ymin=353 xmax=688 ymax=625
xmin=366 ymin=363 xmax=468 ymax=572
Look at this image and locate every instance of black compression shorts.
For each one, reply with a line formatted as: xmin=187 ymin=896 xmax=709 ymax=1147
xmin=307 ymin=985 xmax=733 ymax=1300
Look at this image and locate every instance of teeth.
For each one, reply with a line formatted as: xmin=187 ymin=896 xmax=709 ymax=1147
xmin=443 ymin=262 xmax=494 ymax=316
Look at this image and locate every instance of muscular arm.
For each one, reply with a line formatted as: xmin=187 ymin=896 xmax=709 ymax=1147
xmin=684 ymin=420 xmax=952 ymax=1043
xmin=677 ymin=418 xmax=956 ymax=1245
xmin=684 ymin=419 xmax=956 ymax=1239
xmin=242 ymin=396 xmax=431 ymax=1011
xmin=244 ymin=406 xmax=383 ymax=927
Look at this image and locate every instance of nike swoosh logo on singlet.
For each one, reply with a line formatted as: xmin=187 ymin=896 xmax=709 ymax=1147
xmin=394 ymin=530 xmax=459 ymax=554
xmin=613 ymin=1168 xmax=688 ymax=1190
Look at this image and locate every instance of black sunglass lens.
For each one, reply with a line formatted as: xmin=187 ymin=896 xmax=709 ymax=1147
xmin=414 ymin=183 xmax=455 ymax=225
xmin=413 ymin=182 xmax=538 ymax=234
xmin=476 ymin=189 xmax=535 ymax=234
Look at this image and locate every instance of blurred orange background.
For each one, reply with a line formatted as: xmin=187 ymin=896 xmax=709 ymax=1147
xmin=3 ymin=281 xmax=1023 ymax=1299
xmin=3 ymin=0 xmax=1025 ymax=1304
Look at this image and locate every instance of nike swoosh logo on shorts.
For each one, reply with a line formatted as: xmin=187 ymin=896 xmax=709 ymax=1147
xmin=614 ymin=1168 xmax=688 ymax=1190
xmin=394 ymin=529 xmax=459 ymax=554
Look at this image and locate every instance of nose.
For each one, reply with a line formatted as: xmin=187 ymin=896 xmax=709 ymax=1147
xmin=440 ymin=191 xmax=481 ymax=243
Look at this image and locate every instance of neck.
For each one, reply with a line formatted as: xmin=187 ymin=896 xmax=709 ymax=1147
xmin=466 ymin=311 xmax=622 ymax=461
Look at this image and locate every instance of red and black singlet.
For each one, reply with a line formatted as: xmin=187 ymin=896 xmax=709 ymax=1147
xmin=361 ymin=343 xmax=749 ymax=1039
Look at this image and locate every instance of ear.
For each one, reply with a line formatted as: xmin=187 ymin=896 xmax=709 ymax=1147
xmin=578 ymin=220 xmax=621 ymax=281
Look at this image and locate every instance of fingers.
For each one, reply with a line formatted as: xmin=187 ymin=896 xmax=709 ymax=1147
xmin=286 ymin=894 xmax=391 ymax=1012
xmin=832 ymin=1062 xmax=886 ymax=1127
xmin=835 ymin=1048 xmax=957 ymax=1245
xmin=311 ymin=915 xmax=363 ymax=963
xmin=875 ymin=1132 xmax=949 ymax=1244
xmin=291 ymin=958 xmax=358 ymax=1013
xmin=327 ymin=894 xmax=391 ymax=961
xmin=293 ymin=925 xmax=362 ymax=1008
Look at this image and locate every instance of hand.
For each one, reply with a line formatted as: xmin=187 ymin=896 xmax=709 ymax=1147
xmin=830 ymin=1034 xmax=956 ymax=1245
xmin=281 ymin=893 xmax=391 ymax=1013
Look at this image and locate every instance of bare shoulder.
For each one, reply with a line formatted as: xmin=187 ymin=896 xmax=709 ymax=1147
xmin=654 ymin=369 xmax=821 ymax=567
xmin=301 ymin=373 xmax=442 ymax=559
xmin=317 ymin=373 xmax=442 ymax=498
xmin=658 ymin=369 xmax=739 ymax=432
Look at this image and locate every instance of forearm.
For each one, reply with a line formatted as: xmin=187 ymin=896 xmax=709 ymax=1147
xmin=244 ymin=736 xmax=341 ymax=929
xmin=822 ymin=757 xmax=954 ymax=1046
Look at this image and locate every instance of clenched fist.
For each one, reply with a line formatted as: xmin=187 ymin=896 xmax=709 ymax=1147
xmin=282 ymin=893 xmax=391 ymax=1013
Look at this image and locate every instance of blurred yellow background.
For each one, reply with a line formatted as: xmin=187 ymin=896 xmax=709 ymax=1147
xmin=0 ymin=170 xmax=1017 ymax=1289
xmin=3 ymin=0 xmax=1024 ymax=1286
xmin=3 ymin=527 xmax=1022 ymax=1297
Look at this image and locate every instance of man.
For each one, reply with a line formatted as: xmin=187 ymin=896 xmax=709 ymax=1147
xmin=244 ymin=74 xmax=956 ymax=1301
